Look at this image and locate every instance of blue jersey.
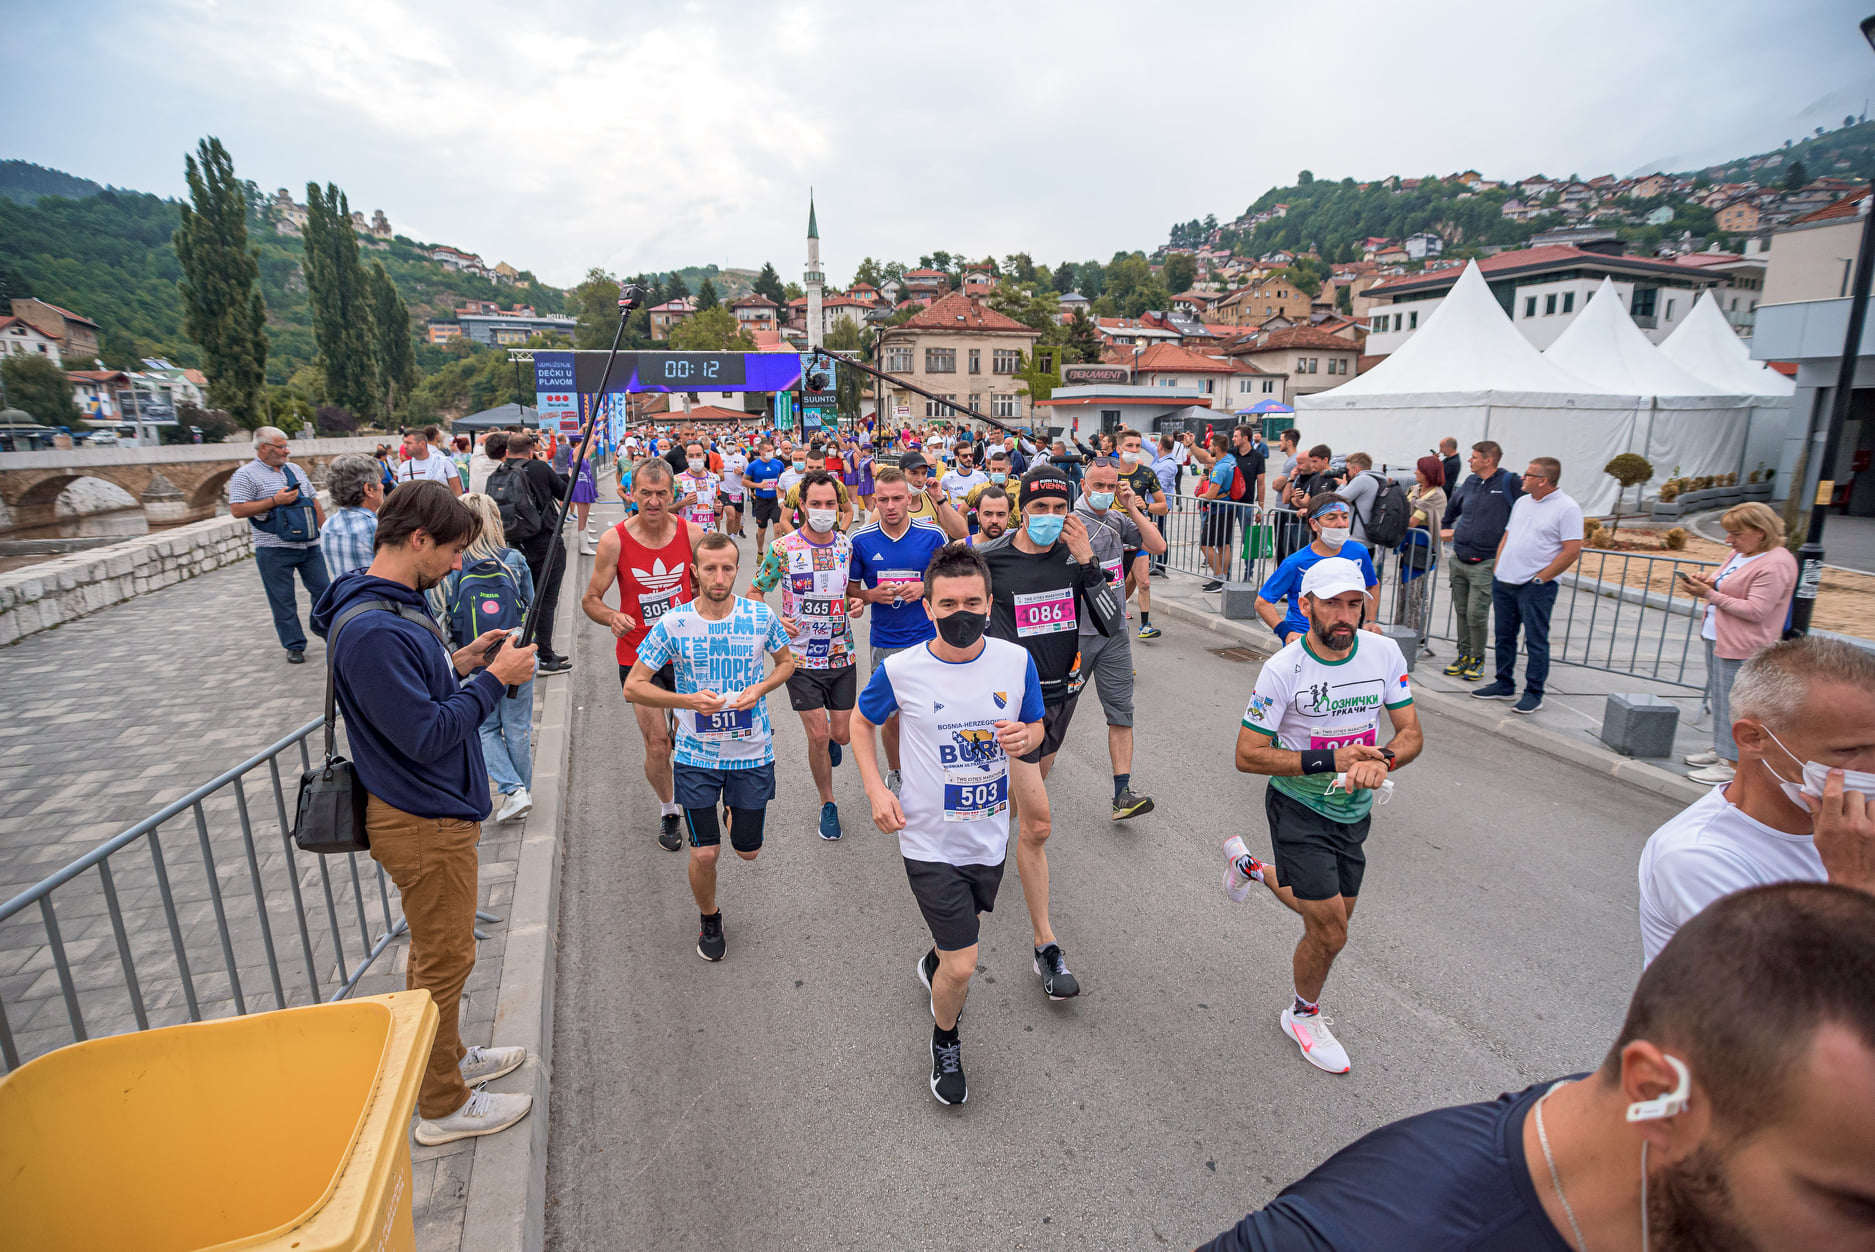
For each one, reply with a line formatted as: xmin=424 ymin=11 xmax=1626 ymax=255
xmin=1256 ymin=542 xmax=1378 ymax=642
xmin=635 ymin=599 xmax=789 ymax=770
xmin=746 ymin=457 xmax=785 ymax=499
xmin=849 ymin=517 xmax=950 ymax=649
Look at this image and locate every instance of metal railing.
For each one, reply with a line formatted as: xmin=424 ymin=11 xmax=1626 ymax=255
xmin=0 ymin=719 xmax=410 ymax=1072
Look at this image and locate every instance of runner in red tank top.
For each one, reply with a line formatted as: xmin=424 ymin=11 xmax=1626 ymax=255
xmin=584 ymin=455 xmax=707 ymax=851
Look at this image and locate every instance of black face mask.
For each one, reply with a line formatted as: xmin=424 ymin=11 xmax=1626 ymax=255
xmin=935 ymin=609 xmax=988 ymax=648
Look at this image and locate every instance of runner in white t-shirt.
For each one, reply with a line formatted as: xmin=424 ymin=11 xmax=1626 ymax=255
xmin=853 ymin=544 xmax=1045 ymax=1106
xmin=719 ymin=443 xmax=749 ymax=537
xmin=1223 ymin=556 xmax=1423 ymax=1076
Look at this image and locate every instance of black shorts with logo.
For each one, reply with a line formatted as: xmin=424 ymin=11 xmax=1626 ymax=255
xmin=904 ymin=857 xmax=1005 ymax=951
xmin=1017 ymin=694 xmax=1079 ymax=764
xmin=620 ymin=661 xmax=676 ymax=698
xmin=1265 ymin=785 xmax=1370 ymax=902
xmin=750 ymin=496 xmax=781 ymax=526
xmin=786 ymin=664 xmax=857 ymax=711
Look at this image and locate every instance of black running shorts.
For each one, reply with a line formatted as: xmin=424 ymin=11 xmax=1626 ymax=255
xmin=1201 ymin=507 xmax=1236 ymax=549
xmin=904 ymin=857 xmax=1005 ymax=951
xmin=1017 ymin=694 xmax=1079 ymax=764
xmin=751 ymin=496 xmax=782 ymax=526
xmin=619 ymin=661 xmax=676 ymax=698
xmin=786 ymin=664 xmax=857 ymax=711
xmin=1264 ymin=785 xmax=1369 ymax=902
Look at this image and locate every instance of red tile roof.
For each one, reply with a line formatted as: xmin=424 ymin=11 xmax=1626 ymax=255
xmin=730 ymin=293 xmax=777 ymax=307
xmin=1232 ymin=326 xmax=1361 ymax=353
xmin=904 ymin=268 xmax=949 ymax=279
xmin=1789 ymin=188 xmax=1870 ymax=226
xmin=1134 ymin=342 xmax=1235 ymax=373
xmin=896 ymin=292 xmax=1033 ymax=333
xmin=683 ymin=405 xmax=754 ymax=422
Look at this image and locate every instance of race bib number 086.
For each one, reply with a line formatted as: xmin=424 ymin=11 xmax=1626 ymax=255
xmin=1013 ymin=588 xmax=1075 ymax=637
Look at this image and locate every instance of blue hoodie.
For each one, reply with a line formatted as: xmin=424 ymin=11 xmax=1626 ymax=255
xmin=310 ymin=570 xmax=502 ymax=821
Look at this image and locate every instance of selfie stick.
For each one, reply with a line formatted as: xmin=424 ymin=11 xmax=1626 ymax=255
xmin=505 ymin=282 xmax=646 ymax=695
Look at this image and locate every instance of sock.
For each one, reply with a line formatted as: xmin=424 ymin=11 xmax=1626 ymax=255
xmin=660 ymin=800 xmax=681 ymax=817
xmin=1293 ymin=993 xmax=1320 ymax=1016
xmin=1113 ymin=773 xmax=1130 ymax=800
xmin=1140 ymin=611 xmax=1151 ymax=626
xmin=934 ymin=1021 xmax=959 ymax=1043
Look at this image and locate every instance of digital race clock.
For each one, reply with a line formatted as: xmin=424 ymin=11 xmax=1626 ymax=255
xmin=637 ymin=352 xmax=748 ymax=387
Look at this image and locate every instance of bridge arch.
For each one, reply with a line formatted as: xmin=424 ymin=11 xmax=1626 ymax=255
xmin=189 ymin=464 xmax=239 ymax=512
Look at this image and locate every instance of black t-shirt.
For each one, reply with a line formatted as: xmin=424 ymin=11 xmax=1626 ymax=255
xmin=663 ymin=446 xmax=688 ymax=475
xmin=1196 ymin=1079 xmax=1575 ymax=1252
xmin=1229 ymin=446 xmax=1267 ymax=501
xmin=978 ymin=535 xmax=1110 ymax=700
xmin=510 ymin=458 xmax=568 ymax=536
xmin=1121 ymin=462 xmax=1163 ymax=505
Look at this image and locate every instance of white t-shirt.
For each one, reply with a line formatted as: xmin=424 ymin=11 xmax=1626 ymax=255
xmin=856 ymin=638 xmax=1046 ymax=867
xmin=396 ymin=452 xmax=459 ymax=487
xmin=777 ymin=466 xmax=806 ymax=498
xmin=1701 ymin=552 xmax=1761 ymax=641
xmin=677 ymin=470 xmax=720 ymax=526
xmin=942 ymin=468 xmax=989 ymax=505
xmin=1637 ymin=784 xmax=1825 ymax=965
xmin=1495 ymin=490 xmax=1585 ymax=585
xmin=634 ymin=600 xmax=791 ymax=770
xmin=720 ymin=451 xmax=748 ymax=499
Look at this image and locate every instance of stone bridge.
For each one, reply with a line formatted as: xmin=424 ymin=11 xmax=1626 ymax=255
xmin=0 ymin=437 xmax=383 ymax=531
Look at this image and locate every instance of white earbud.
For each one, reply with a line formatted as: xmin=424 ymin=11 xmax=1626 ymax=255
xmin=1626 ymin=1054 xmax=1691 ymax=1122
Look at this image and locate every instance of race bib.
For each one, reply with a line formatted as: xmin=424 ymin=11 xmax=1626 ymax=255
xmin=1014 ymin=587 xmax=1075 ymax=636
xmin=638 ymin=587 xmax=682 ymax=622
xmin=693 ymin=705 xmax=755 ymax=739
xmin=1101 ymin=556 xmax=1123 ymax=586
xmin=798 ymin=595 xmax=843 ymax=637
xmin=877 ymin=569 xmax=919 ymax=585
xmin=943 ymin=773 xmax=1009 ymax=822
xmin=1310 ymin=724 xmax=1377 ymax=751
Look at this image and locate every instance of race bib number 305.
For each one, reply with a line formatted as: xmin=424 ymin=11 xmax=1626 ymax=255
xmin=1013 ymin=588 xmax=1075 ymax=637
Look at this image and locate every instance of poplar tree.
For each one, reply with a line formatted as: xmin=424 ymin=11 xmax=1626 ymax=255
xmin=302 ymin=182 xmax=378 ymax=418
xmin=368 ymin=261 xmax=415 ymax=415
xmin=174 ymin=137 xmax=269 ymax=427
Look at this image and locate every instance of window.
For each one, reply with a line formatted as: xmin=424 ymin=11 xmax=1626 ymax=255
xmin=1163 ymin=378 xmax=1179 ymax=387
xmin=1561 ymin=292 xmax=1575 ymax=314
xmin=1202 ymin=379 xmax=1214 ymax=393
xmin=1239 ymin=378 xmax=1254 ymax=393
xmin=969 ymin=393 xmax=981 ymax=412
xmin=1310 ymin=358 xmax=1320 ymax=373
xmin=1665 ymin=298 xmax=1675 ymax=320
xmin=1544 ymin=293 xmax=1558 ymax=316
xmin=968 ymin=348 xmax=981 ymax=374
xmin=1034 ymin=350 xmax=1054 ymax=374
xmin=1372 ymin=315 xmax=1388 ymax=332
xmin=994 ymin=394 xmax=1017 ymax=418
xmin=925 ymin=347 xmax=956 ymax=373
xmin=925 ymin=394 xmax=956 ymax=417
xmin=884 ymin=346 xmax=913 ymax=372
xmin=1631 ymin=286 xmax=1657 ymax=318
xmin=1393 ymin=313 xmax=1403 ymax=331
xmin=1408 ymin=311 xmax=1418 ymax=330
xmin=992 ymin=348 xmax=1021 ymax=374
xmin=1525 ymin=296 xmax=1537 ymax=318
xmin=1262 ymin=379 xmax=1276 ymax=393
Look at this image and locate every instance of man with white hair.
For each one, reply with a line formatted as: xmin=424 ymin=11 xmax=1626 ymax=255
xmin=318 ymin=454 xmax=383 ymax=577
xmin=1637 ymin=635 xmax=1875 ymax=965
xmin=227 ymin=426 xmax=329 ymax=663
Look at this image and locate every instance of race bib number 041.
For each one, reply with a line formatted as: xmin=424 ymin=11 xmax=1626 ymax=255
xmin=1013 ymin=588 xmax=1075 ymax=637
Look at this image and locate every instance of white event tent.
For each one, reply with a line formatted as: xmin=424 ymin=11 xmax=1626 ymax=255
xmin=1657 ymin=291 xmax=1795 ymax=487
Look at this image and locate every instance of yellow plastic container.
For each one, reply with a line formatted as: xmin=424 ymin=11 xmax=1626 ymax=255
xmin=0 ymin=990 xmax=438 ymax=1252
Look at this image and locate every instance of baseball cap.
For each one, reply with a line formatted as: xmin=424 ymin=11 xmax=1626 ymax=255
xmin=1300 ymin=557 xmax=1367 ymax=602
xmin=898 ymin=451 xmax=929 ymax=473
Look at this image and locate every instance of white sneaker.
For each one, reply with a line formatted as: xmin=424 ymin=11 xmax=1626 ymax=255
xmin=579 ymin=538 xmax=597 ymax=556
xmin=1221 ymin=836 xmax=1264 ymax=904
xmin=1682 ymin=749 xmax=1721 ymax=766
xmin=496 ymin=788 xmax=533 ymax=823
xmin=460 ymin=1043 xmax=526 ymax=1085
xmin=884 ymin=768 xmax=902 ymax=794
xmin=1281 ymin=1007 xmax=1350 ymax=1074
xmin=1686 ymin=762 xmax=1736 ymax=784
xmin=413 ymin=1088 xmax=533 ymax=1146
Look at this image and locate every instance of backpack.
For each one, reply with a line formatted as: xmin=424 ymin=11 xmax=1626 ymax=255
xmin=443 ymin=558 xmax=525 ymax=647
xmin=1360 ymin=471 xmax=1412 ymax=549
xmin=1223 ymin=452 xmax=1254 ymax=503
xmin=488 ymin=462 xmax=543 ymax=544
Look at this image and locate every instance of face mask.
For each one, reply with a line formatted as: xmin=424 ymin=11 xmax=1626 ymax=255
xmin=935 ymin=608 xmax=988 ymax=648
xmin=1318 ymin=525 xmax=1351 ymax=549
xmin=792 ymin=460 xmax=806 ymax=472
xmin=990 ymin=471 xmax=1007 ymax=484
xmin=1026 ymin=514 xmax=1066 ymax=546
xmin=806 ymin=508 xmax=837 ymax=534
xmin=1121 ymin=451 xmax=1143 ymax=465
xmin=1087 ymin=491 xmax=1114 ymax=512
xmin=1762 ymin=726 xmax=1875 ymax=814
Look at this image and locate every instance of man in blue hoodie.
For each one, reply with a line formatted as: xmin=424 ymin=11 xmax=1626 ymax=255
xmin=311 ymin=480 xmax=540 ymax=1147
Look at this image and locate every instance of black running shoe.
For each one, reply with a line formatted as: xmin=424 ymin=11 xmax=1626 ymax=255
xmin=1033 ymin=943 xmax=1080 ymax=1000
xmin=930 ymin=1028 xmax=967 ymax=1105
xmin=917 ymin=948 xmax=938 ymax=995
xmin=1201 ymin=579 xmax=1224 ymax=592
xmin=658 ymin=813 xmax=683 ymax=852
xmin=697 ymin=911 xmax=725 ymax=962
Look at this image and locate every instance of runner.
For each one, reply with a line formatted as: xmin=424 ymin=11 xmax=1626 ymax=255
xmin=964 ymin=448 xmax=1021 ymax=535
xmin=1072 ymin=455 xmax=1167 ymax=820
xmin=748 ymin=470 xmax=864 ymax=841
xmin=896 ymin=451 xmax=969 ymax=539
xmin=676 ymin=440 xmax=722 ymax=533
xmin=1115 ymin=428 xmax=1170 ymax=639
xmin=851 ymin=542 xmax=1045 ymax=1105
xmin=743 ymin=439 xmax=785 ymax=553
xmin=623 ymin=533 xmax=794 ymax=961
xmin=719 ymin=437 xmax=748 ymax=537
xmin=1224 ymin=556 xmax=1423 ymax=1074
xmin=779 ymin=444 xmax=854 ymax=534
xmin=848 ymin=466 xmax=951 ymax=796
xmin=777 ymin=445 xmax=809 ymax=500
xmin=968 ymin=486 xmax=1013 ymax=545
xmin=978 ymin=465 xmax=1118 ymax=1001
xmin=939 ymin=443 xmax=989 ymax=525
xmin=582 ymin=457 xmax=708 ymax=852
xmin=1255 ymin=494 xmax=1381 ymax=646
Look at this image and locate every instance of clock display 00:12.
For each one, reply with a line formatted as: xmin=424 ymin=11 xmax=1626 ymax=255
xmin=638 ymin=352 xmax=747 ymax=387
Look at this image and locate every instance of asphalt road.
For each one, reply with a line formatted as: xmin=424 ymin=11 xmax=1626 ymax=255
xmin=544 ymin=521 xmax=1680 ymax=1251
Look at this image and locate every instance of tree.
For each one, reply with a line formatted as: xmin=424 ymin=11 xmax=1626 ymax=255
xmin=1051 ymin=264 xmax=1075 ymax=294
xmin=753 ymin=261 xmax=787 ymax=307
xmin=301 ymin=182 xmax=379 ymax=418
xmin=667 ymin=306 xmax=755 ymax=351
xmin=1063 ymin=307 xmax=1103 ymax=364
xmin=1784 ymin=160 xmax=1809 ymax=190
xmin=173 ymin=137 xmax=270 ymax=428
xmin=1603 ymin=453 xmax=1654 ymax=535
xmin=176 ymin=399 xmax=237 ymax=442
xmin=1078 ymin=259 xmax=1105 ymax=298
xmin=1004 ymin=252 xmax=1036 ymax=283
xmin=664 ymin=270 xmax=690 ymax=301
xmin=1104 ymin=253 xmax=1151 ymax=307
xmin=1 ymin=353 xmax=81 ymax=425
xmin=1297 ymin=170 xmax=1315 ymax=185
xmin=570 ymin=267 xmax=620 ymax=349
xmin=696 ymin=276 xmax=720 ymax=311
xmin=1162 ymin=253 xmax=1198 ymax=294
xmin=368 ymin=260 xmax=415 ymax=415
xmin=850 ymin=257 xmax=883 ymax=290
xmin=783 ymin=281 xmax=804 ymax=301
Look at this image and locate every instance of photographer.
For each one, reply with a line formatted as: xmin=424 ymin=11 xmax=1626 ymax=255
xmin=309 ymin=480 xmax=538 ymax=1147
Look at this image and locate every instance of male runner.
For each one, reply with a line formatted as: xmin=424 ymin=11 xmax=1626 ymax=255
xmin=582 ymin=457 xmax=708 ymax=851
xmin=964 ymin=448 xmax=1021 ymax=535
xmin=852 ymin=543 xmax=1044 ymax=1105
xmin=896 ymin=451 xmax=969 ymax=538
xmin=777 ymin=446 xmax=809 ymax=500
xmin=848 ymin=466 xmax=950 ymax=795
xmin=743 ymin=439 xmax=785 ymax=552
xmin=779 ymin=444 xmax=853 ymax=534
xmin=1072 ymin=456 xmax=1166 ymax=820
xmin=939 ymin=443 xmax=989 ymax=519
xmin=748 ymin=471 xmax=863 ymax=841
xmin=1225 ymin=556 xmax=1423 ymax=1074
xmin=969 ymin=486 xmax=1013 ymax=545
xmin=1115 ymin=428 xmax=1170 ymax=639
xmin=978 ymin=466 xmax=1118 ymax=1001
xmin=718 ymin=438 xmax=748 ymax=537
xmin=675 ymin=440 xmax=721 ymax=533
xmin=623 ymin=533 xmax=793 ymax=960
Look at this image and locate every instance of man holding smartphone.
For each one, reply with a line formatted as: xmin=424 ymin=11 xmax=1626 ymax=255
xmin=1470 ymin=458 xmax=1584 ymax=715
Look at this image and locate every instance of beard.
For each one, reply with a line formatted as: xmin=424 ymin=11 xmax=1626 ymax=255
xmin=700 ymin=583 xmax=733 ymax=604
xmin=1647 ymin=1144 xmax=1761 ymax=1252
xmin=979 ymin=523 xmax=1006 ymax=541
xmin=415 ymin=569 xmax=445 ymax=592
xmin=1310 ymin=619 xmax=1356 ymax=650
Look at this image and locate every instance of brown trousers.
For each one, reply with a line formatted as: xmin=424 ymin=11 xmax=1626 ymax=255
xmin=367 ymin=794 xmax=480 ymax=1120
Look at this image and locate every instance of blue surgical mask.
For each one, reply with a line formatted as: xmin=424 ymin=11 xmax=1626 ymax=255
xmin=990 ymin=471 xmax=1007 ymax=484
xmin=792 ymin=459 xmax=806 ymax=472
xmin=1087 ymin=491 xmax=1114 ymax=512
xmin=1026 ymin=514 xmax=1066 ymax=545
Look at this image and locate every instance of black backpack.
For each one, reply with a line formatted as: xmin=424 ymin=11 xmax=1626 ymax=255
xmin=1361 ymin=471 xmax=1412 ymax=549
xmin=488 ymin=462 xmax=543 ymax=545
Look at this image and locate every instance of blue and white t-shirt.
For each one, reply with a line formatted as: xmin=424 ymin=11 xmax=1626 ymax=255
xmin=849 ymin=517 xmax=950 ymax=649
xmin=1256 ymin=542 xmax=1379 ymax=642
xmin=857 ymin=638 xmax=1045 ymax=867
xmin=636 ymin=599 xmax=790 ymax=770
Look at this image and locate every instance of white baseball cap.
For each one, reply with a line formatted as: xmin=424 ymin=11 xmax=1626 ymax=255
xmin=1300 ymin=556 xmax=1367 ymax=602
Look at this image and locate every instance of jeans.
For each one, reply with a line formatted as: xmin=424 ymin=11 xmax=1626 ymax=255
xmin=481 ymin=678 xmax=534 ymax=793
xmin=1492 ymin=578 xmax=1560 ymax=696
xmin=1704 ymin=640 xmax=1744 ymax=761
xmin=255 ymin=545 xmax=331 ymax=653
xmin=521 ymin=533 xmax=566 ymax=659
xmin=1447 ymin=557 xmax=1495 ymax=659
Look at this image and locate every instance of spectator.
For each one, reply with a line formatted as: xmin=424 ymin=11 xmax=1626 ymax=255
xmin=1267 ymin=427 xmax=1301 ymax=498
xmin=318 ymin=453 xmax=383 ymax=578
xmin=1048 ymin=439 xmax=1084 ymax=487
xmin=226 ymin=426 xmax=329 ymax=664
xmin=450 ymin=434 xmax=472 ymax=489
xmin=395 ymin=426 xmax=463 ymax=494
xmin=431 ymin=492 xmax=538 ymax=824
xmin=1471 ymin=456 xmax=1583 ymax=715
xmin=1277 ymin=443 xmax=1341 ymax=559
xmin=1196 ymin=433 xmax=1238 ymax=591
xmin=1255 ymin=493 xmax=1379 ymax=645
xmin=471 ymin=431 xmax=508 ymax=494
xmin=1439 ymin=440 xmax=1522 ymax=683
xmin=308 ymin=480 xmax=538 ymax=1146
xmin=1638 ymin=635 xmax=1875 ymax=963
xmin=1151 ymin=437 xmax=1180 ymax=574
xmin=373 ymin=444 xmax=398 ymax=492
xmin=1438 ymin=436 xmax=1461 ymax=506
xmin=1335 ymin=452 xmax=1382 ymax=543
xmin=496 ymin=431 xmax=573 ymax=674
xmin=1395 ymin=454 xmax=1446 ymax=632
xmin=1676 ymin=503 xmax=1801 ymax=784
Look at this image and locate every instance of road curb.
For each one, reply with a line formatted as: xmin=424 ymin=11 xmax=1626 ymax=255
xmin=1150 ymin=593 xmax=1708 ymax=808
xmin=461 ymin=532 xmax=580 ymax=1252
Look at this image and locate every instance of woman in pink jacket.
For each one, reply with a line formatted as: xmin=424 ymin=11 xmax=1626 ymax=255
xmin=1678 ymin=502 xmax=1798 ymax=783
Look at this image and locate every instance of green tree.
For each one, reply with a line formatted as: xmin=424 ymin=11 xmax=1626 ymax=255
xmin=668 ymin=305 xmax=755 ymax=351
xmin=696 ymin=276 xmax=720 ymax=311
xmin=301 ymin=182 xmax=379 ymax=418
xmin=1297 ymin=170 xmax=1314 ymax=185
xmin=1104 ymin=253 xmax=1151 ymax=307
xmin=571 ymin=267 xmax=622 ymax=349
xmin=753 ymin=261 xmax=787 ymax=307
xmin=1 ymin=353 xmax=81 ymax=425
xmin=173 ymin=137 xmax=269 ymax=428
xmin=849 ymin=257 xmax=883 ymax=290
xmin=1161 ymin=252 xmax=1198 ymax=294
xmin=664 ymin=271 xmax=690 ymax=301
xmin=1063 ymin=307 xmax=1102 ymax=364
xmin=783 ymin=281 xmax=804 ymax=301
xmin=1784 ymin=159 xmax=1808 ymax=190
xmin=1051 ymin=264 xmax=1076 ymax=294
xmin=824 ymin=316 xmax=868 ymax=419
xmin=368 ymin=260 xmax=415 ymax=415
xmin=1077 ymin=260 xmax=1104 ymax=297
xmin=1004 ymin=252 xmax=1036 ymax=283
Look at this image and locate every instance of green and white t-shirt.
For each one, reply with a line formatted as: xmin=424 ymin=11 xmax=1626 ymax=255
xmin=1241 ymin=632 xmax=1413 ymax=822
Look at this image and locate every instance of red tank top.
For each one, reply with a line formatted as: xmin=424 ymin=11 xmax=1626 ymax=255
xmin=614 ymin=519 xmax=695 ymax=665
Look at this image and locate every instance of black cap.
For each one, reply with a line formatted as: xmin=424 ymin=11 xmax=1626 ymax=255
xmin=1018 ymin=465 xmax=1073 ymax=509
xmin=898 ymin=451 xmax=929 ymax=473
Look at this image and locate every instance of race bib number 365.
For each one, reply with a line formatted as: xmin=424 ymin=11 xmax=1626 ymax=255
xmin=1013 ymin=588 xmax=1075 ymax=637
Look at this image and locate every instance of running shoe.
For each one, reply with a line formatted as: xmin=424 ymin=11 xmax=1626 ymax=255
xmin=829 ymin=740 xmax=843 ymax=768
xmin=1470 ymin=680 xmax=1517 ymax=701
xmin=1111 ymin=788 xmax=1155 ymax=820
xmin=1687 ymin=761 xmax=1736 ymax=784
xmin=658 ymin=812 xmax=683 ymax=852
xmin=818 ymin=801 xmax=843 ymax=841
xmin=538 ymin=655 xmax=572 ymax=675
xmin=1512 ymin=691 xmax=1545 ymax=715
xmin=930 ymin=1029 xmax=967 ymax=1105
xmin=1136 ymin=623 xmax=1162 ymax=640
xmin=697 ymin=911 xmax=725 ymax=962
xmin=1221 ymin=835 xmax=1267 ymax=904
xmin=1460 ymin=657 xmax=1484 ymax=681
xmin=1441 ymin=654 xmax=1472 ymax=677
xmin=1281 ymin=1006 xmax=1350 ymax=1074
xmin=884 ymin=768 xmax=902 ymax=794
xmin=1201 ymin=579 xmax=1224 ymax=592
xmin=1033 ymin=943 xmax=1080 ymax=1000
xmin=459 ymin=1044 xmax=526 ymax=1085
xmin=1682 ymin=749 xmax=1721 ymax=766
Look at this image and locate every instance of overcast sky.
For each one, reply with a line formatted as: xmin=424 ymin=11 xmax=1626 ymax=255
xmin=5 ymin=0 xmax=1872 ymax=288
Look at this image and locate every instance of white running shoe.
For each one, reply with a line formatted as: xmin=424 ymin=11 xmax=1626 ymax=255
xmin=1222 ymin=836 xmax=1265 ymax=904
xmin=414 ymin=1088 xmax=533 ymax=1146
xmin=579 ymin=538 xmax=597 ymax=556
xmin=459 ymin=1043 xmax=526 ymax=1085
xmin=496 ymin=788 xmax=533 ymax=823
xmin=1682 ymin=749 xmax=1721 ymax=766
xmin=1281 ymin=1007 xmax=1350 ymax=1074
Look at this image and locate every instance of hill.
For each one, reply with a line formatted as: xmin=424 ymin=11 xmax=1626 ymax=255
xmin=1676 ymin=118 xmax=1875 ymax=185
xmin=0 ymin=159 xmax=104 ymax=205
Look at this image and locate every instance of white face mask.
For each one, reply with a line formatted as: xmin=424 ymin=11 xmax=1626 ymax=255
xmin=1318 ymin=526 xmax=1351 ymax=549
xmin=1761 ymin=726 xmax=1875 ymax=815
xmin=806 ymin=508 xmax=838 ymax=534
xmin=1120 ymin=450 xmax=1143 ymax=465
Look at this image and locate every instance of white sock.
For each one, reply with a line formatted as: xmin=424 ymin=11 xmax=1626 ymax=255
xmin=660 ymin=800 xmax=681 ymax=816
